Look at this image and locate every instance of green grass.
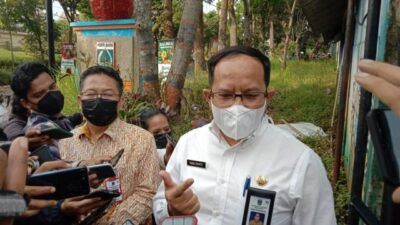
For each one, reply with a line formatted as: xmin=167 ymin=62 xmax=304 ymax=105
xmin=268 ymin=59 xmax=337 ymax=130
xmin=0 ymin=48 xmax=35 ymax=85
xmin=0 ymin=48 xmax=34 ymax=62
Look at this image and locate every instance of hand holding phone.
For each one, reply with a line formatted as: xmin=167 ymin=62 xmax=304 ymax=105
xmin=27 ymin=167 xmax=90 ymax=200
xmin=87 ymin=163 xmax=116 ymax=180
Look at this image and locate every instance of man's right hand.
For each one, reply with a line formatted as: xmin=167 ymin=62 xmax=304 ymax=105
xmin=160 ymin=171 xmax=200 ymax=216
xmin=61 ymin=196 xmax=110 ymax=216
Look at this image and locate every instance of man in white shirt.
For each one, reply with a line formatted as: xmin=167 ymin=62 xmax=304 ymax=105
xmin=153 ymin=46 xmax=337 ymax=225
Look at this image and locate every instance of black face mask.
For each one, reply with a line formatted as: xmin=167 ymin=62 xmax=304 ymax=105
xmin=82 ymin=98 xmax=118 ymax=126
xmin=37 ymin=91 xmax=64 ymax=116
xmin=154 ymin=132 xmax=171 ymax=149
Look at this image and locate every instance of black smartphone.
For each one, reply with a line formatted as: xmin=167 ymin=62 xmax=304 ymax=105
xmin=87 ymin=163 xmax=116 ymax=179
xmin=27 ymin=167 xmax=90 ymax=200
xmin=30 ymin=145 xmax=55 ymax=165
xmin=35 ymin=121 xmax=73 ymax=140
xmin=40 ymin=127 xmax=73 ymax=140
xmin=83 ymin=190 xmax=120 ymax=200
xmin=110 ymin=149 xmax=124 ymax=167
xmin=367 ymin=109 xmax=400 ymax=186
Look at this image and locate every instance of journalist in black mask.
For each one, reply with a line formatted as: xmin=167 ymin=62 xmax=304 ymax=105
xmin=139 ymin=108 xmax=175 ymax=169
xmin=4 ymin=62 xmax=82 ymax=149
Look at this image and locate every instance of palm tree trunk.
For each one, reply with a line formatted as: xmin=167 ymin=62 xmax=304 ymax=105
xmin=165 ymin=0 xmax=202 ymax=112
xmin=194 ymin=5 xmax=206 ymax=73
xmin=228 ymin=0 xmax=237 ymax=46
xmin=136 ymin=0 xmax=160 ymax=100
xmin=282 ymin=0 xmax=298 ymax=70
xmin=269 ymin=20 xmax=274 ymax=57
xmin=242 ymin=0 xmax=252 ymax=46
xmin=218 ymin=0 xmax=228 ymax=50
xmin=163 ymin=0 xmax=174 ymax=38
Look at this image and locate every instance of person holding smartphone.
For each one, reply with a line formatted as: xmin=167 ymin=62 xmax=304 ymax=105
xmin=355 ymin=59 xmax=400 ymax=203
xmin=3 ymin=62 xmax=82 ymax=158
xmin=139 ymin=109 xmax=175 ymax=168
xmin=59 ymin=66 xmax=160 ymax=225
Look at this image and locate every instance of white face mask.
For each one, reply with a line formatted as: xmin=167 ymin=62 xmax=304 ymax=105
xmin=211 ymin=102 xmax=266 ymax=140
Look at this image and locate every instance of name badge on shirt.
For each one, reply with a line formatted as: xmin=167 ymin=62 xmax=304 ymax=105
xmin=242 ymin=187 xmax=276 ymax=225
xmin=187 ymin=159 xmax=206 ymax=169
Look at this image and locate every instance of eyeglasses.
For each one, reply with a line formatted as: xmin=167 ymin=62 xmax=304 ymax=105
xmin=81 ymin=91 xmax=120 ymax=100
xmin=210 ymin=90 xmax=267 ymax=108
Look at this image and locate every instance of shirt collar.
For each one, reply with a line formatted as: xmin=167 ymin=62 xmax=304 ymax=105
xmin=77 ymin=118 xmax=121 ymax=142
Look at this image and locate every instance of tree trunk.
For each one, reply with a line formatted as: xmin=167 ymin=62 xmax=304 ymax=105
xmin=8 ymin=30 xmax=15 ymax=67
xmin=281 ymin=0 xmax=298 ymax=70
xmin=295 ymin=35 xmax=300 ymax=60
xmin=228 ymin=0 xmax=237 ymax=46
xmin=218 ymin=0 xmax=228 ymax=50
xmin=135 ymin=0 xmax=160 ymax=100
xmin=242 ymin=0 xmax=252 ymax=46
xmin=194 ymin=6 xmax=206 ymax=73
xmin=269 ymin=20 xmax=274 ymax=57
xmin=163 ymin=0 xmax=174 ymax=38
xmin=165 ymin=0 xmax=202 ymax=112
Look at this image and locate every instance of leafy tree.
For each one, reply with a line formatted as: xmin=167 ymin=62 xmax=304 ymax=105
xmin=9 ymin=0 xmax=48 ymax=61
xmin=57 ymin=0 xmax=80 ymax=43
xmin=76 ymin=0 xmax=94 ymax=20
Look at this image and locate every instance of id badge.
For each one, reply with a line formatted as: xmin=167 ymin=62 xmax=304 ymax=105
xmin=242 ymin=187 xmax=276 ymax=225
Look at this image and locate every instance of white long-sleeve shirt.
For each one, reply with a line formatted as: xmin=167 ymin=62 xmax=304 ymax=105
xmin=153 ymin=118 xmax=337 ymax=225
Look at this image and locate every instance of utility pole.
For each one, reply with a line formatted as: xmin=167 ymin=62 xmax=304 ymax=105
xmin=46 ymin=0 xmax=56 ymax=69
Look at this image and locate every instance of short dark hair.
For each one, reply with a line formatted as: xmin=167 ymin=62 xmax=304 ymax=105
xmin=207 ymin=46 xmax=271 ymax=87
xmin=80 ymin=66 xmax=123 ymax=95
xmin=10 ymin=62 xmax=53 ymax=117
xmin=138 ymin=108 xmax=168 ymax=130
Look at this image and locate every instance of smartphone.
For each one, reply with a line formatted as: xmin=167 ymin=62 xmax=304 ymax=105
xmin=87 ymin=163 xmax=116 ymax=179
xmin=83 ymin=190 xmax=120 ymax=200
xmin=166 ymin=134 xmax=176 ymax=148
xmin=367 ymin=109 xmax=400 ymax=186
xmin=110 ymin=149 xmax=124 ymax=167
xmin=35 ymin=121 xmax=73 ymax=140
xmin=27 ymin=167 xmax=90 ymax=200
xmin=160 ymin=216 xmax=198 ymax=225
xmin=40 ymin=127 xmax=73 ymax=140
xmin=30 ymin=145 xmax=55 ymax=164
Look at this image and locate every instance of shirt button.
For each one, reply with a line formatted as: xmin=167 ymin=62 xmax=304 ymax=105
xmin=213 ymin=210 xmax=220 ymax=217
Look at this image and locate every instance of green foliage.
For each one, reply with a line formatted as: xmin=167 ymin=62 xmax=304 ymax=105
xmin=56 ymin=73 xmax=80 ymax=115
xmin=0 ymin=48 xmax=35 ymax=85
xmin=119 ymin=93 xmax=154 ymax=124
xmin=204 ymin=11 xmax=218 ymax=48
xmin=77 ymin=0 xmax=94 ymax=20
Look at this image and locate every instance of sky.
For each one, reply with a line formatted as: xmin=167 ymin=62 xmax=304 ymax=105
xmin=53 ymin=1 xmax=217 ymax=20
